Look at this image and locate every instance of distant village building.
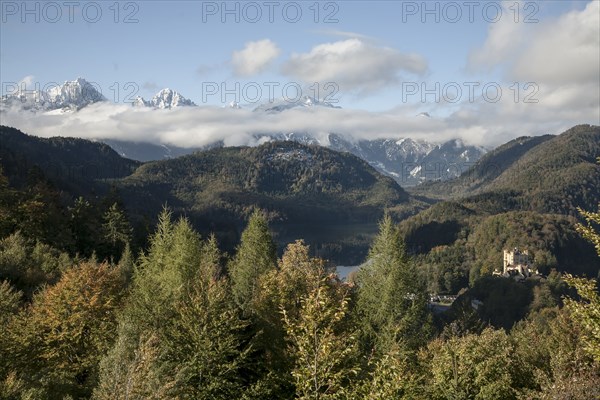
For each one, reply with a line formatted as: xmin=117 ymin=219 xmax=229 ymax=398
xmin=493 ymin=248 xmax=539 ymax=280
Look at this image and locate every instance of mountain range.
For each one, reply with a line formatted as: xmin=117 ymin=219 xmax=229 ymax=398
xmin=1 ymin=77 xmax=487 ymax=186
xmin=0 ymin=125 xmax=409 ymax=263
xmin=100 ymin=133 xmax=487 ymax=186
xmin=411 ymin=124 xmax=600 ymax=214
xmin=1 ymin=123 xmax=598 ymax=271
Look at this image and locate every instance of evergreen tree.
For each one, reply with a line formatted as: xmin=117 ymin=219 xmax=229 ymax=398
xmin=128 ymin=208 xmax=202 ymax=332
xmin=95 ymin=208 xmax=203 ymax=397
xmin=0 ymin=167 xmax=17 ymax=238
xmin=68 ymin=196 xmax=100 ymax=257
xmin=97 ymin=209 xmax=252 ymax=398
xmin=355 ymin=214 xmax=431 ymax=354
xmin=229 ymin=209 xmax=277 ymax=311
xmin=102 ymin=202 xmax=132 ymax=260
xmin=116 ymin=242 xmax=135 ymax=285
xmin=158 ymin=248 xmax=251 ymax=399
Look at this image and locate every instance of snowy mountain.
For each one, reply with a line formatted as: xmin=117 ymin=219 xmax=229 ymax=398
xmin=253 ymin=96 xmax=341 ymax=113
xmin=1 ymin=77 xmax=486 ymax=185
xmin=309 ymin=134 xmax=486 ymax=186
xmin=133 ymin=88 xmax=196 ymax=109
xmin=100 ymin=132 xmax=486 ymax=186
xmin=260 ymin=133 xmax=485 ymax=185
xmin=0 ymin=78 xmax=106 ymax=112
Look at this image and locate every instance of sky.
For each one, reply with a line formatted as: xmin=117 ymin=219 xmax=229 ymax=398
xmin=1 ymin=0 xmax=599 ymax=147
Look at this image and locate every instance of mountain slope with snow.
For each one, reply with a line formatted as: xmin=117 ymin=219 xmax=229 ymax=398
xmin=253 ymin=96 xmax=341 ymax=113
xmin=0 ymin=78 xmax=106 ymax=112
xmin=133 ymin=88 xmax=196 ymax=109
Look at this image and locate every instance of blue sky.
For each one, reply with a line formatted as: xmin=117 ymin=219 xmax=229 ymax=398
xmin=1 ymin=1 xmax=590 ymax=108
xmin=1 ymin=1 xmax=598 ymax=146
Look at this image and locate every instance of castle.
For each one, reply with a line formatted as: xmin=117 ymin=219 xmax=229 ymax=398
xmin=493 ymin=248 xmax=538 ymax=280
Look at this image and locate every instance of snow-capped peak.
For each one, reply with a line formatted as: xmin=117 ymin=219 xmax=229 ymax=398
xmin=46 ymin=77 xmax=106 ymax=106
xmin=134 ymin=88 xmax=197 ymax=109
xmin=1 ymin=77 xmax=106 ymax=112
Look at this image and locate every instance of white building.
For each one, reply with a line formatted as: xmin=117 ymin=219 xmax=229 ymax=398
xmin=494 ymin=248 xmax=538 ymax=280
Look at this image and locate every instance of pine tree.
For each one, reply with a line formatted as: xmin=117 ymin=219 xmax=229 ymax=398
xmin=200 ymin=233 xmax=223 ymax=282
xmin=229 ymin=209 xmax=277 ymax=311
xmin=96 ymin=208 xmax=255 ymax=398
xmin=355 ymin=214 xmax=431 ymax=354
xmin=68 ymin=196 xmax=99 ymax=257
xmin=159 ymin=259 xmax=251 ymax=399
xmin=102 ymin=202 xmax=132 ymax=260
xmin=129 ymin=208 xmax=202 ymax=332
xmin=95 ymin=208 xmax=203 ymax=397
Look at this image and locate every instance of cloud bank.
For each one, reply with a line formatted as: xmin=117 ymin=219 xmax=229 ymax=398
xmin=1 ymin=85 xmax=597 ymax=150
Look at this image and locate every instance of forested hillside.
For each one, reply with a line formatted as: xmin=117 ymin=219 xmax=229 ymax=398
xmin=401 ymin=125 xmax=600 ymax=293
xmin=0 ymin=206 xmax=598 ymax=398
xmin=0 ymin=127 xmax=413 ymax=264
xmin=120 ymin=140 xmax=408 ymax=218
xmin=117 ymin=141 xmax=411 ymax=261
xmin=413 ymin=124 xmax=600 ymax=214
xmin=0 ymin=126 xmax=139 ymax=195
xmin=1 ymin=124 xmax=599 ymax=398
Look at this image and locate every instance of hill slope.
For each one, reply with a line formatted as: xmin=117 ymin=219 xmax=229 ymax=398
xmin=0 ymin=126 xmax=140 ymax=194
xmin=412 ymin=124 xmax=600 ymax=214
xmin=1 ymin=126 xmax=410 ymax=264
xmin=116 ymin=141 xmax=410 ymax=262
xmin=401 ymin=125 xmax=600 ymax=286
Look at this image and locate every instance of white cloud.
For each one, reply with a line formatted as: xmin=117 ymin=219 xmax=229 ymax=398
xmin=2 ymin=89 xmax=597 ymax=151
xmin=511 ymin=1 xmax=600 ymax=85
xmin=469 ymin=1 xmax=600 ymax=88
xmin=468 ymin=2 xmax=528 ymax=71
xmin=282 ymin=39 xmax=428 ymax=94
xmin=470 ymin=1 xmax=599 ymax=86
xmin=466 ymin=1 xmax=599 ymax=141
xmin=231 ymin=39 xmax=280 ymax=77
